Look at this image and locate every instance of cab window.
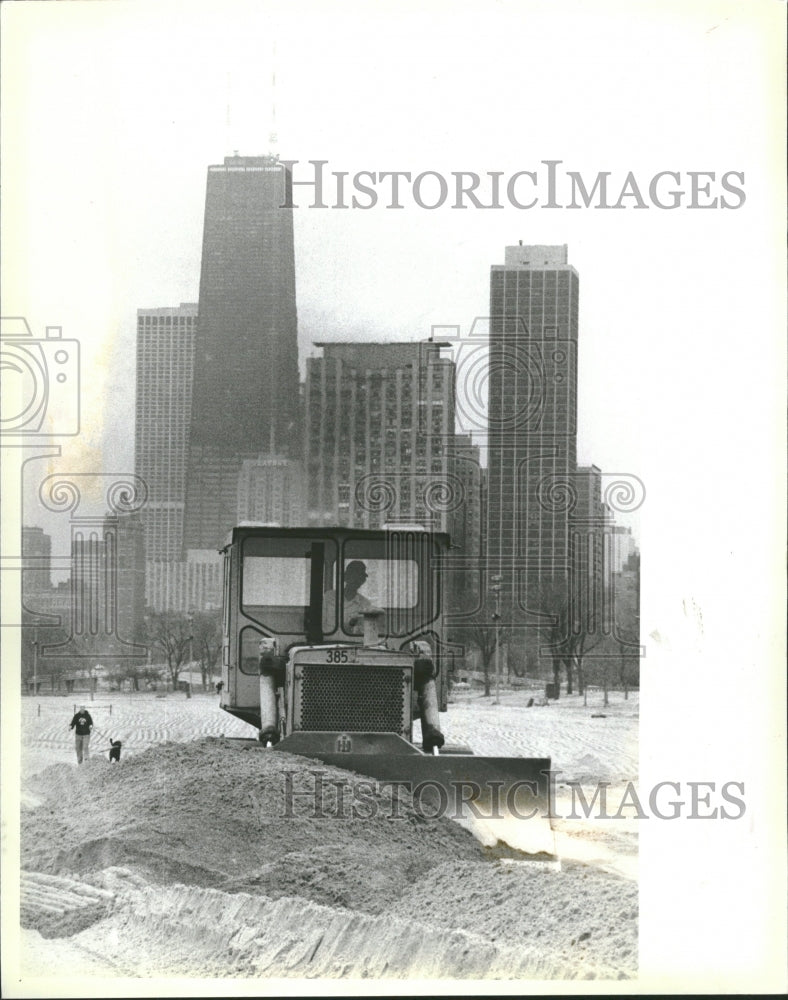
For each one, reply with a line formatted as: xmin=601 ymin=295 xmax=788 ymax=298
xmin=241 ymin=536 xmax=337 ymax=634
xmin=343 ymin=536 xmax=437 ymax=636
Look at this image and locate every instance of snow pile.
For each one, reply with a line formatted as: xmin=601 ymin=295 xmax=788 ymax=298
xmin=22 ymin=738 xmax=482 ymax=913
xmin=563 ymin=752 xmax=621 ymax=784
xmin=386 ymin=859 xmax=637 ymax=978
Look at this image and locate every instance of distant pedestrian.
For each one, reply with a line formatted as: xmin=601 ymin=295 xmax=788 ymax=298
xmin=69 ymin=705 xmax=93 ymax=764
xmin=215 ymin=680 xmax=223 ymax=695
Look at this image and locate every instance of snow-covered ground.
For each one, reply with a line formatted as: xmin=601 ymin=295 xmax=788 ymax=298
xmin=22 ymin=686 xmax=639 ymax=875
xmin=22 ymin=685 xmax=638 ymax=781
xmin=17 ymin=686 xmax=639 ymax=982
xmin=444 ymin=686 xmax=638 ymax=780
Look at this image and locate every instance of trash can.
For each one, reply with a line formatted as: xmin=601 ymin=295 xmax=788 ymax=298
xmin=545 ymin=682 xmax=559 ymax=700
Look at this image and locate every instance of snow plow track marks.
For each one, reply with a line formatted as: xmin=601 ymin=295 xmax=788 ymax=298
xmin=36 ymin=883 xmax=633 ymax=980
xmin=21 ymin=871 xmax=115 ymax=938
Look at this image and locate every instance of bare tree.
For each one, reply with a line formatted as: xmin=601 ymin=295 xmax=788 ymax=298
xmin=519 ymin=571 xmax=609 ymax=696
xmin=567 ymin=626 xmax=610 ymax=698
xmin=523 ymin=577 xmax=577 ymax=694
xmin=192 ymin=610 xmax=222 ymax=690
xmin=612 ymin=559 xmax=640 ymax=699
xmin=569 ymin=563 xmax=641 ymax=702
xmin=111 ymin=661 xmax=162 ymax=692
xmin=146 ymin=612 xmax=191 ymax=689
xmin=21 ymin=611 xmax=84 ymax=693
xmin=457 ymin=609 xmax=511 ymax=697
xmin=21 ymin=613 xmax=59 ymax=693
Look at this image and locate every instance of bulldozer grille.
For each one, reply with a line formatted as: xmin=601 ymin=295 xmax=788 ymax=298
xmin=293 ymin=664 xmax=409 ymax=736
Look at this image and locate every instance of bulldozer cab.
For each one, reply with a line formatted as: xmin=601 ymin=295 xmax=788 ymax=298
xmin=219 ymin=525 xmax=450 ymax=729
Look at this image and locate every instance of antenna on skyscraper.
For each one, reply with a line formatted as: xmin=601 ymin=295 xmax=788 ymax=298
xmin=268 ymin=40 xmax=278 ymax=156
xmin=225 ymin=71 xmax=234 ymax=157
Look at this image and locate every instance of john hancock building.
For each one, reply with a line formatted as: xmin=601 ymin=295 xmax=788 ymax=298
xmin=183 ymin=155 xmax=301 ymax=552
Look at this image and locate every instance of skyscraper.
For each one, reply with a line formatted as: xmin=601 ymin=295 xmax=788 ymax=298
xmin=237 ymin=454 xmax=305 ymax=526
xmin=145 ymin=550 xmax=223 ymax=613
xmin=570 ymin=464 xmax=606 ymax=639
xmin=21 ymin=526 xmax=52 ymax=593
xmin=447 ymin=433 xmax=484 ymax=609
xmin=183 ymin=154 xmax=300 ymax=551
xmin=303 ymin=341 xmax=457 ymax=531
xmin=486 ymin=244 xmax=579 ymax=619
xmin=135 ymin=303 xmax=197 ymax=561
xmin=69 ymin=511 xmax=146 ymax=658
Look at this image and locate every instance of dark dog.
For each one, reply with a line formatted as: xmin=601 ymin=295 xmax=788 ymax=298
xmin=108 ymin=739 xmax=122 ymax=763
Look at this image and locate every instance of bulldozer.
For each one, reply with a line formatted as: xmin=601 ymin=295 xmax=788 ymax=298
xmin=218 ymin=523 xmax=555 ymax=855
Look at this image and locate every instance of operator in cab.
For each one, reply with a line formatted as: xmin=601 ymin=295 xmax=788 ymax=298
xmin=322 ymin=559 xmax=373 ymax=635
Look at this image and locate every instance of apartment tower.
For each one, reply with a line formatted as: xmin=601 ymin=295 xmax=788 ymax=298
xmin=303 ymin=341 xmax=457 ymax=531
xmin=486 ymin=244 xmax=579 ymax=617
xmin=134 ymin=303 xmax=197 ymax=561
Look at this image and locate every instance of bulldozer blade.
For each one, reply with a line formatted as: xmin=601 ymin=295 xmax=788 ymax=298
xmin=283 ymin=746 xmax=556 ymax=857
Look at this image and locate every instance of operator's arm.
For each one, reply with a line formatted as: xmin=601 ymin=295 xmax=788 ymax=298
xmin=345 ymin=593 xmax=372 ymax=632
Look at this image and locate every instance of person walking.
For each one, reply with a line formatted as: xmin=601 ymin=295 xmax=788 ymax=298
xmin=69 ymin=705 xmax=94 ymax=764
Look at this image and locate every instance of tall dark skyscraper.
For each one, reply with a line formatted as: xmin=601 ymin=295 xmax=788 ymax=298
xmin=486 ymin=244 xmax=579 ymax=618
xmin=135 ymin=303 xmax=197 ymax=562
xmin=183 ymin=154 xmax=300 ymax=551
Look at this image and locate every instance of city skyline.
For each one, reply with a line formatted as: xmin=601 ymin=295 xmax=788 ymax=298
xmin=34 ymin=235 xmax=631 ymax=622
xmin=132 ymin=227 xmax=629 ymax=624
xmin=22 ymin=192 xmax=647 ymax=586
xmin=10 ymin=116 xmax=657 ymax=563
xmin=21 ymin=208 xmax=644 ymax=574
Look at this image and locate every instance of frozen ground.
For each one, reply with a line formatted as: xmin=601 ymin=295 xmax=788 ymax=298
xmin=17 ymin=685 xmax=639 ymax=982
xmin=22 ymin=685 xmax=638 ymax=782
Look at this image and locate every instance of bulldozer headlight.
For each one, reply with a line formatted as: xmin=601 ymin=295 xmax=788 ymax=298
xmin=259 ymin=653 xmax=286 ymax=680
xmin=414 ymin=656 xmax=437 ymax=683
xmin=258 ymin=638 xmax=285 ymax=680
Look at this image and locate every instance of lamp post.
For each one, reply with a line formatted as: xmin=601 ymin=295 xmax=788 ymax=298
xmin=490 ymin=575 xmax=503 ymax=705
xmin=31 ymin=639 xmax=38 ymax=697
xmin=188 ymin=613 xmax=194 ymax=698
